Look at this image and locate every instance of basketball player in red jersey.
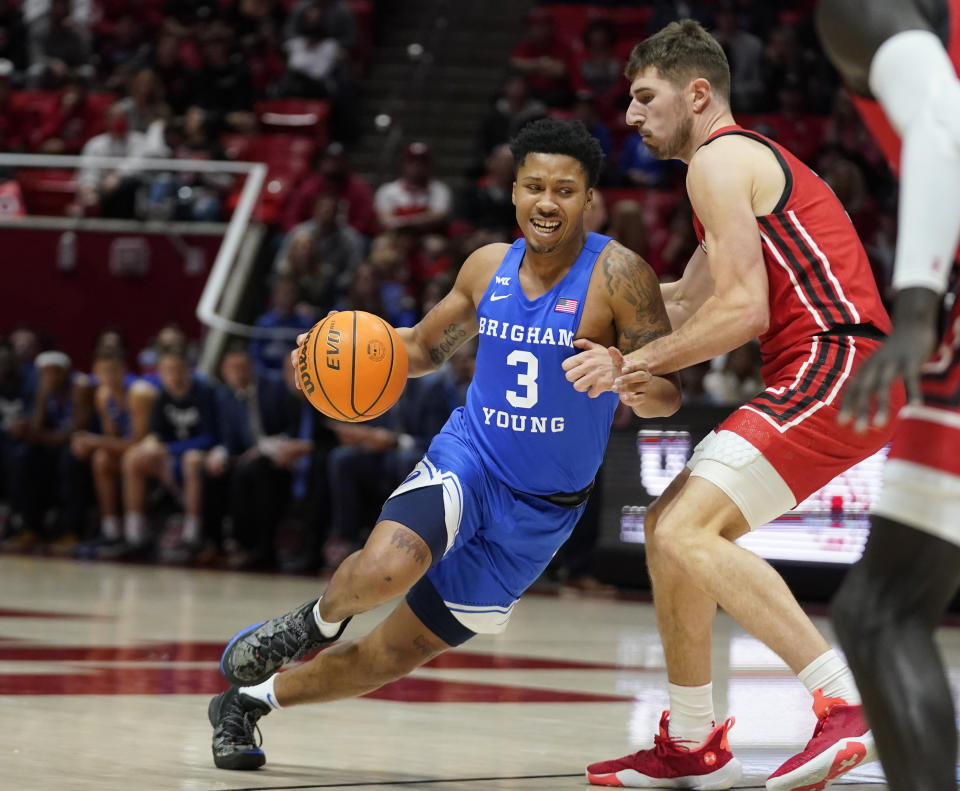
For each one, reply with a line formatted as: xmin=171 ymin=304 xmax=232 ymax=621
xmin=566 ymin=20 xmax=902 ymax=790
xmin=816 ymin=2 xmax=960 ymax=790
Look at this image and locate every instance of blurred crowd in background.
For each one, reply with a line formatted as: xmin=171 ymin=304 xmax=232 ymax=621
xmin=0 ymin=0 xmax=897 ymax=587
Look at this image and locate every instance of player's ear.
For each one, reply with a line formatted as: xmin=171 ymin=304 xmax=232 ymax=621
xmin=690 ymin=77 xmax=712 ymax=113
xmin=511 ymin=182 xmax=517 ymax=206
xmin=585 ymin=187 xmax=594 ymax=207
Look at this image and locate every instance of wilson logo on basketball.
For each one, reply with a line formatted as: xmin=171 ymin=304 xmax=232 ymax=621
xmin=298 ymin=311 xmax=408 ymax=422
xmin=297 ymin=328 xmax=315 ymax=395
xmin=326 ymin=329 xmax=342 ymax=370
xmin=367 ymin=340 xmax=385 ymax=362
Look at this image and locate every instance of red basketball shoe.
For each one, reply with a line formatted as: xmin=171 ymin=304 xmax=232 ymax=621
xmin=586 ymin=711 xmax=742 ymax=788
xmin=766 ymin=690 xmax=878 ymax=791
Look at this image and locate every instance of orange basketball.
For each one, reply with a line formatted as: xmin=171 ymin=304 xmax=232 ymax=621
xmin=296 ymin=311 xmax=408 ymax=422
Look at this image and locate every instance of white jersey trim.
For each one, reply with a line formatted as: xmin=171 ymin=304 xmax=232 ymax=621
xmin=444 ymin=601 xmax=516 ymax=633
xmin=873 ymin=459 xmax=960 ymax=546
xmin=740 ymin=337 xmax=855 ymax=433
xmin=760 ymin=230 xmax=830 ymax=331
xmin=899 ymin=403 xmax=960 ymax=429
xmin=787 ymin=210 xmax=861 ymax=323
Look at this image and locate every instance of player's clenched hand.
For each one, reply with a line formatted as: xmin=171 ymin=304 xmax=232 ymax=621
xmin=289 ymin=335 xmax=307 ymax=390
xmin=563 ymin=338 xmax=621 ymax=397
xmin=613 ymin=358 xmax=653 ymax=408
xmin=838 ymin=287 xmax=940 ymax=432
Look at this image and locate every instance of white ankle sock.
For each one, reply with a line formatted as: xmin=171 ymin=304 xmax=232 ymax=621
xmin=240 ymin=674 xmax=282 ymax=710
xmin=667 ymin=682 xmax=715 ymax=747
xmin=312 ymin=597 xmax=342 ymax=638
xmin=798 ymin=649 xmax=861 ymax=705
xmin=123 ymin=512 xmax=147 ymax=545
xmin=181 ymin=514 xmax=200 ymax=544
xmin=101 ymin=515 xmax=120 ymax=540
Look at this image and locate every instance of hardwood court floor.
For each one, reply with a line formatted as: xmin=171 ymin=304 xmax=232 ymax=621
xmin=2 ymin=556 xmax=953 ymax=790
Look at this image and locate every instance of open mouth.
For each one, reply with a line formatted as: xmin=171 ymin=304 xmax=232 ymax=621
xmin=531 ymin=217 xmax=561 ymax=235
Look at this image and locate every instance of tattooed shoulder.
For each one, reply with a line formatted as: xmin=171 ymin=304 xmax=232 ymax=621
xmin=599 ymin=241 xmax=672 ymax=354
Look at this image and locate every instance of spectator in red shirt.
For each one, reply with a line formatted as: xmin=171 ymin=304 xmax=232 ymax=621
xmin=31 ymin=74 xmax=104 ymax=154
xmin=509 ymin=8 xmax=573 ymax=107
xmin=282 ymin=141 xmax=376 ymax=236
xmin=373 ymin=142 xmax=452 ymax=235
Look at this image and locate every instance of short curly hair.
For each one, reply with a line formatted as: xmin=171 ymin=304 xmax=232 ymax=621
xmin=509 ymin=118 xmax=605 ymax=189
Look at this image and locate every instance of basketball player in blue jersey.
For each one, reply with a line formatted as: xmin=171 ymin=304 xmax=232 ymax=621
xmin=207 ymin=118 xmax=682 ymax=770
xmin=71 ymin=342 xmax=156 ymax=557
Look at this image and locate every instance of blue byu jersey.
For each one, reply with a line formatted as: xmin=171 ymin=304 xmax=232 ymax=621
xmin=463 ymin=232 xmax=619 ymax=494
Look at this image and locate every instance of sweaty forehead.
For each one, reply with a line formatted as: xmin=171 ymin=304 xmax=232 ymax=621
xmin=516 ymin=152 xmax=586 ymax=184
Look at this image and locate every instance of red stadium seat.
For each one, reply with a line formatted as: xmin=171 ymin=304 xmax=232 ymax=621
xmin=224 ymin=171 xmax=298 ymax=225
xmin=550 ymin=5 xmax=652 ymax=51
xmin=221 ymin=134 xmax=319 ymax=224
xmin=9 ymin=91 xmax=58 ymax=127
xmin=87 ymin=92 xmax=119 ymax=118
xmin=16 ymin=168 xmax=78 ymax=216
xmin=255 ymin=99 xmax=330 ymax=142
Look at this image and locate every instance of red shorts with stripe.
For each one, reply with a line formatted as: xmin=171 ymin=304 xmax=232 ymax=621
xmin=888 ymin=297 xmax=960 ymax=476
xmin=716 ymin=334 xmax=904 ymax=502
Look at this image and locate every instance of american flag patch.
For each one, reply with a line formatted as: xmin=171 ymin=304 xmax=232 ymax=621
xmin=554 ymin=297 xmax=579 ymax=314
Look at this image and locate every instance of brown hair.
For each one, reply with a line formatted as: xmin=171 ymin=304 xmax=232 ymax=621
xmin=624 ymin=19 xmax=731 ymax=103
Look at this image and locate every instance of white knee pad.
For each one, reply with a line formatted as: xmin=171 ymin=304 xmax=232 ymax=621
xmin=687 ymin=430 xmax=796 ymax=530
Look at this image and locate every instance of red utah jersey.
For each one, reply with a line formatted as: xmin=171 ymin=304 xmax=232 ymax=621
xmin=692 ymin=125 xmax=891 ymax=383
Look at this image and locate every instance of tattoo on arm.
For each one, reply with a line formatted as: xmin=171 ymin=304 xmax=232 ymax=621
xmin=389 ymin=527 xmax=430 ymax=566
xmin=413 ymin=634 xmax=434 ymax=657
xmin=601 ymin=243 xmax=673 ymax=354
xmin=427 ymin=323 xmax=467 ymax=366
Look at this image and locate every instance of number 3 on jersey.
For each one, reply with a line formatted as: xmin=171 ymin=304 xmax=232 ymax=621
xmin=506 ymin=350 xmax=538 ymax=408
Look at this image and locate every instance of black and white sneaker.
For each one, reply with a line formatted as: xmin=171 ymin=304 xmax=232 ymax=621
xmin=219 ymin=599 xmax=351 ymax=686
xmin=208 ymin=687 xmax=270 ymax=770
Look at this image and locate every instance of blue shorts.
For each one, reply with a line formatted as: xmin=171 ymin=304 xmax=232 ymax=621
xmin=377 ymin=410 xmax=587 ymax=645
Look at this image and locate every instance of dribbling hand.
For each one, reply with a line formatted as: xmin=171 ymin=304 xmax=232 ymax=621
xmin=290 ymin=311 xmax=339 ymax=391
xmin=838 ymin=287 xmax=940 ymax=432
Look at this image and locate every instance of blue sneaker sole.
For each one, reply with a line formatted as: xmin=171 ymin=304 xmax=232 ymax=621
xmin=219 ymin=621 xmax=265 ymax=684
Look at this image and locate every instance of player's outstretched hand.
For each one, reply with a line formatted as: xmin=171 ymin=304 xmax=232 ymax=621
xmin=290 ymin=311 xmax=339 ymax=391
xmin=563 ymin=339 xmax=622 ymax=397
xmin=613 ymin=357 xmax=653 ymax=408
xmin=838 ymin=287 xmax=940 ymax=432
